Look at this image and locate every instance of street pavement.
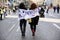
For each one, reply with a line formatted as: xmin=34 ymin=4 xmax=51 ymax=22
xmin=0 ymin=9 xmax=60 ymax=40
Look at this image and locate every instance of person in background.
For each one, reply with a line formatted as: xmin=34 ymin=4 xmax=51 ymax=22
xmin=0 ymin=8 xmax=2 ymax=20
xmin=3 ymin=7 xmax=6 ymax=18
xmin=57 ymin=4 xmax=60 ymax=13
xmin=18 ymin=3 xmax=27 ymax=37
xmin=0 ymin=7 xmax=3 ymax=20
xmin=13 ymin=7 xmax=16 ymax=13
xmin=53 ymin=6 xmax=56 ymax=13
xmin=29 ymin=3 xmax=39 ymax=36
xmin=40 ymin=7 xmax=45 ymax=17
xmin=46 ymin=6 xmax=49 ymax=13
xmin=0 ymin=7 xmax=1 ymax=14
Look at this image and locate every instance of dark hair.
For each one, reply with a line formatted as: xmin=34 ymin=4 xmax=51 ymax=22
xmin=30 ymin=3 xmax=37 ymax=10
xmin=18 ymin=3 xmax=26 ymax=10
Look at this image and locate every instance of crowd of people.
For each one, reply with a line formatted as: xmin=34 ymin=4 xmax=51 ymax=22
xmin=0 ymin=2 xmax=60 ymax=37
xmin=53 ymin=5 xmax=60 ymax=13
xmin=46 ymin=4 xmax=60 ymax=13
xmin=17 ymin=2 xmax=60 ymax=37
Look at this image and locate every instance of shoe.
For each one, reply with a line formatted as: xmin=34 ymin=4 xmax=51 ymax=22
xmin=22 ymin=33 xmax=25 ymax=37
xmin=32 ymin=32 xmax=35 ymax=36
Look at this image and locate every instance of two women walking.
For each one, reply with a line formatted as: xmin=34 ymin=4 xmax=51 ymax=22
xmin=18 ymin=3 xmax=39 ymax=37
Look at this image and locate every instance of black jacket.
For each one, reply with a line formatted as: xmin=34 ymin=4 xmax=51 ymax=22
xmin=29 ymin=16 xmax=39 ymax=25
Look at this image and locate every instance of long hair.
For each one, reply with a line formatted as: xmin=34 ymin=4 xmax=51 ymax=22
xmin=30 ymin=3 xmax=37 ymax=10
xmin=18 ymin=3 xmax=26 ymax=10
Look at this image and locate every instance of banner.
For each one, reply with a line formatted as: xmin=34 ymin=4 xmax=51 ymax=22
xmin=18 ymin=9 xmax=39 ymax=20
xmin=18 ymin=9 xmax=26 ymax=20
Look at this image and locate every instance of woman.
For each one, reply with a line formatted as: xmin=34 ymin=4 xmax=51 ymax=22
xmin=18 ymin=3 xmax=27 ymax=36
xmin=29 ymin=3 xmax=39 ymax=36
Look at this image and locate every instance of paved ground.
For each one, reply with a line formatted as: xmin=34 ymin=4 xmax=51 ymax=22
xmin=0 ymin=9 xmax=60 ymax=40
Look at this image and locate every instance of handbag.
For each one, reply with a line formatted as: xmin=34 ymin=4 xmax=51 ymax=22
xmin=27 ymin=19 xmax=32 ymax=23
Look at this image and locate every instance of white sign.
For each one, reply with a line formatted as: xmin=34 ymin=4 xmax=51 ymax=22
xmin=18 ymin=8 xmax=39 ymax=20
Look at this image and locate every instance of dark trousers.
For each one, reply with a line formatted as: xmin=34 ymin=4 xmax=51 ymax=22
xmin=57 ymin=10 xmax=59 ymax=13
xmin=0 ymin=14 xmax=2 ymax=20
xmin=54 ymin=9 xmax=56 ymax=13
xmin=46 ymin=9 xmax=49 ymax=13
xmin=20 ymin=19 xmax=27 ymax=34
xmin=30 ymin=24 xmax=36 ymax=33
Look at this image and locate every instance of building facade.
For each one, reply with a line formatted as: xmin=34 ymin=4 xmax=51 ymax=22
xmin=52 ymin=0 xmax=60 ymax=6
xmin=0 ymin=0 xmax=8 ymax=7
